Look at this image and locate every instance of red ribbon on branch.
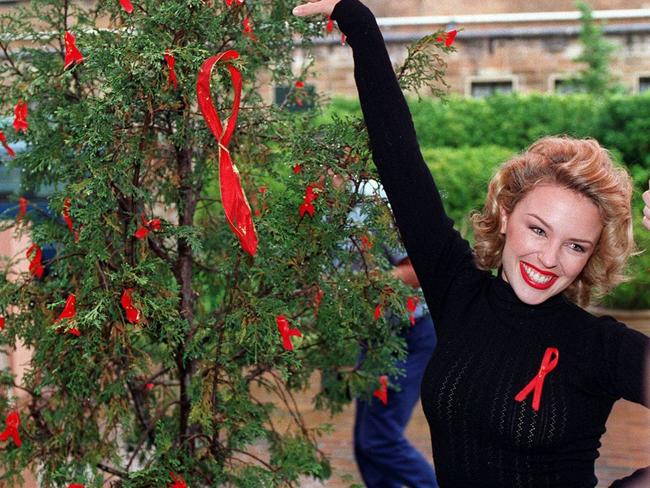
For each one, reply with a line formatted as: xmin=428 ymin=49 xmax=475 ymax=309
xmin=121 ymin=288 xmax=141 ymax=324
xmin=373 ymin=375 xmax=388 ymax=405
xmin=293 ymin=163 xmax=303 ymax=174
xmin=63 ymin=198 xmax=79 ymax=242
xmin=26 ymin=244 xmax=44 ymax=279
xmin=134 ymin=216 xmax=161 ymax=240
xmin=54 ymin=294 xmax=80 ymax=336
xmin=406 ymin=296 xmax=419 ymax=326
xmin=373 ymin=303 xmax=382 ymax=321
xmin=514 ymin=347 xmax=559 ymax=411
xmin=17 ymin=197 xmax=28 ymax=223
xmin=0 ymin=316 xmax=5 ymax=330
xmin=164 ymin=49 xmax=178 ymax=90
xmin=0 ymin=411 xmax=21 ymax=447
xmin=276 ymin=315 xmax=301 ymax=351
xmin=169 ymin=471 xmax=187 ymax=488
xmin=242 ymin=18 xmax=257 ymax=41
xmin=0 ymin=130 xmax=15 ymax=157
xmin=64 ymin=31 xmax=84 ymax=70
xmin=436 ymin=29 xmax=458 ymax=47
xmin=197 ymin=50 xmax=258 ymax=256
xmin=299 ymin=184 xmax=318 ymax=218
xmin=68 ymin=484 xmax=85 ymax=488
xmin=13 ymin=100 xmax=28 ymax=133
xmin=118 ymin=0 xmax=133 ymax=13
xmin=326 ymin=16 xmax=334 ymax=33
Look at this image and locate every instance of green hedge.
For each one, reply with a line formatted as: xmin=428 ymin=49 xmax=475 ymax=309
xmin=323 ymin=93 xmax=650 ymax=168
xmin=419 ymin=146 xmax=650 ymax=309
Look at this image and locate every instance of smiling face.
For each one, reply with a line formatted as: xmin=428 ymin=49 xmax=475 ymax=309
xmin=499 ymin=184 xmax=603 ymax=305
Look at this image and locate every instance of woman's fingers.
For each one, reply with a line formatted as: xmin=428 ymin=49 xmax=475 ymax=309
xmin=293 ymin=0 xmax=340 ymax=17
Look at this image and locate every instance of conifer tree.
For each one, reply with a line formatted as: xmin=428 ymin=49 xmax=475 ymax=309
xmin=0 ymin=1 xmax=451 ymax=485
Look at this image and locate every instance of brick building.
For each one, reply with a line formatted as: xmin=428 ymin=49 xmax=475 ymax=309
xmin=297 ymin=0 xmax=650 ymax=98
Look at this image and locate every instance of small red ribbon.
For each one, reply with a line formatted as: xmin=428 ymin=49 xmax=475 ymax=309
xmin=169 ymin=471 xmax=187 ymax=488
xmin=225 ymin=0 xmax=244 ymax=5
xmin=63 ymin=198 xmax=80 ymax=242
xmin=54 ymin=294 xmax=80 ymax=336
xmin=373 ymin=375 xmax=388 ymax=405
xmin=134 ymin=216 xmax=161 ymax=240
xmin=0 ymin=411 xmax=21 ymax=447
xmin=0 ymin=130 xmax=15 ymax=157
xmin=436 ymin=29 xmax=458 ymax=47
xmin=326 ymin=16 xmax=334 ymax=33
xmin=0 ymin=316 xmax=5 ymax=330
xmin=17 ymin=197 xmax=28 ymax=223
xmin=145 ymin=382 xmax=154 ymax=391
xmin=197 ymin=50 xmax=258 ymax=256
xmin=360 ymin=235 xmax=373 ymax=251
xmin=292 ymin=163 xmax=302 ymax=174
xmin=276 ymin=315 xmax=301 ymax=351
xmin=64 ymin=31 xmax=84 ymax=70
xmin=313 ymin=287 xmax=325 ymax=317
xmin=68 ymin=484 xmax=85 ymax=488
xmin=406 ymin=296 xmax=419 ymax=326
xmin=299 ymin=184 xmax=318 ymax=218
xmin=242 ymin=18 xmax=257 ymax=41
xmin=13 ymin=100 xmax=28 ymax=134
xmin=164 ymin=49 xmax=178 ymax=90
xmin=118 ymin=0 xmax=133 ymax=13
xmin=121 ymin=288 xmax=141 ymax=324
xmin=514 ymin=347 xmax=559 ymax=411
xmin=26 ymin=243 xmax=44 ymax=279
xmin=373 ymin=303 xmax=382 ymax=321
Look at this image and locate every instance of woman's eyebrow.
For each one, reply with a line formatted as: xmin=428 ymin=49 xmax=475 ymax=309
xmin=526 ymin=213 xmax=595 ymax=245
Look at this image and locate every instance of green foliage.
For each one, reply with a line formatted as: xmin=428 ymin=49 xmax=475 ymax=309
xmin=574 ymin=1 xmax=618 ymax=95
xmin=0 ymin=1 xmax=452 ymax=486
xmin=323 ymin=93 xmax=650 ymax=169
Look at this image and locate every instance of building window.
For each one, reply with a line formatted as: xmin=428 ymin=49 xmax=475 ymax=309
xmin=638 ymin=77 xmax=650 ymax=94
xmin=469 ymin=80 xmax=514 ymax=98
xmin=552 ymin=77 xmax=584 ymax=95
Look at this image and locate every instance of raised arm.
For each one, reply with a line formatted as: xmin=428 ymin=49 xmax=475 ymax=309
xmin=293 ymin=0 xmax=476 ymax=321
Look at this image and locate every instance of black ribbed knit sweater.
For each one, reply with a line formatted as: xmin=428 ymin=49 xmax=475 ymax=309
xmin=331 ymin=1 xmax=650 ymax=486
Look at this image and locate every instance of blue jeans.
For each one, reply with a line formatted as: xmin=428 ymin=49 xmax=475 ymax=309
xmin=354 ymin=314 xmax=439 ymax=488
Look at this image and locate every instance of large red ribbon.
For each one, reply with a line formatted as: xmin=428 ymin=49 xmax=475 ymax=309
xmin=64 ymin=31 xmax=84 ymax=70
xmin=0 ymin=130 xmax=15 ymax=157
xmin=514 ymin=347 xmax=559 ymax=411
xmin=0 ymin=411 xmax=21 ymax=447
xmin=197 ymin=50 xmax=257 ymax=256
xmin=27 ymin=243 xmax=44 ymax=279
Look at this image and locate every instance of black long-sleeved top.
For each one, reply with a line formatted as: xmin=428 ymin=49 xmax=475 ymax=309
xmin=331 ymin=1 xmax=650 ymax=486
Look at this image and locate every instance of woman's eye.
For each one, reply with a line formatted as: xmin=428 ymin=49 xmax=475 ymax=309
xmin=569 ymin=243 xmax=586 ymax=253
xmin=530 ymin=226 xmax=545 ymax=236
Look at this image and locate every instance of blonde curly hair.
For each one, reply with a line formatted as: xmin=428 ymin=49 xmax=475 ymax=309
xmin=470 ymin=136 xmax=635 ymax=307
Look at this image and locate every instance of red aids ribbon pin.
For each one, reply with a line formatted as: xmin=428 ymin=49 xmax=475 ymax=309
xmin=373 ymin=375 xmax=388 ymax=405
xmin=17 ymin=197 xmax=28 ymax=223
xmin=276 ymin=315 xmax=302 ymax=351
xmin=134 ymin=216 xmax=161 ymax=240
xmin=164 ymin=49 xmax=178 ymax=90
xmin=299 ymin=184 xmax=318 ymax=218
xmin=121 ymin=288 xmax=141 ymax=324
xmin=54 ymin=294 xmax=80 ymax=336
xmin=514 ymin=347 xmax=559 ymax=411
xmin=26 ymin=244 xmax=44 ymax=279
xmin=436 ymin=29 xmax=458 ymax=47
xmin=169 ymin=471 xmax=187 ymax=488
xmin=118 ymin=0 xmax=133 ymax=13
xmin=197 ymin=50 xmax=258 ymax=256
xmin=406 ymin=296 xmax=419 ymax=326
xmin=0 ymin=411 xmax=21 ymax=447
xmin=0 ymin=130 xmax=15 ymax=157
xmin=64 ymin=31 xmax=84 ymax=70
xmin=13 ymin=100 xmax=28 ymax=133
xmin=63 ymin=198 xmax=79 ymax=242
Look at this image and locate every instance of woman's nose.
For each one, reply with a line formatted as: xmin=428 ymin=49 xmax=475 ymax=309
xmin=538 ymin=243 xmax=560 ymax=270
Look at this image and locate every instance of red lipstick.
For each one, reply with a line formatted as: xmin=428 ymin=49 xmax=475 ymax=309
xmin=519 ymin=261 xmax=558 ymax=290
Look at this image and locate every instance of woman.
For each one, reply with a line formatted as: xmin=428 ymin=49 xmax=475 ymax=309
xmin=294 ymin=1 xmax=650 ymax=487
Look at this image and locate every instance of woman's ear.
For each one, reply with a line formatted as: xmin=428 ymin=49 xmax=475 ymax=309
xmin=499 ymin=205 xmax=508 ymax=235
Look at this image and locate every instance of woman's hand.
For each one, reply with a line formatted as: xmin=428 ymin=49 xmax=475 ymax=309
xmin=643 ymin=180 xmax=650 ymax=230
xmin=292 ymin=0 xmax=341 ymax=17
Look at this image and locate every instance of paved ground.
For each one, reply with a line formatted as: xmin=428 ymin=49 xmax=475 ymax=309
xmin=293 ymin=310 xmax=650 ymax=488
